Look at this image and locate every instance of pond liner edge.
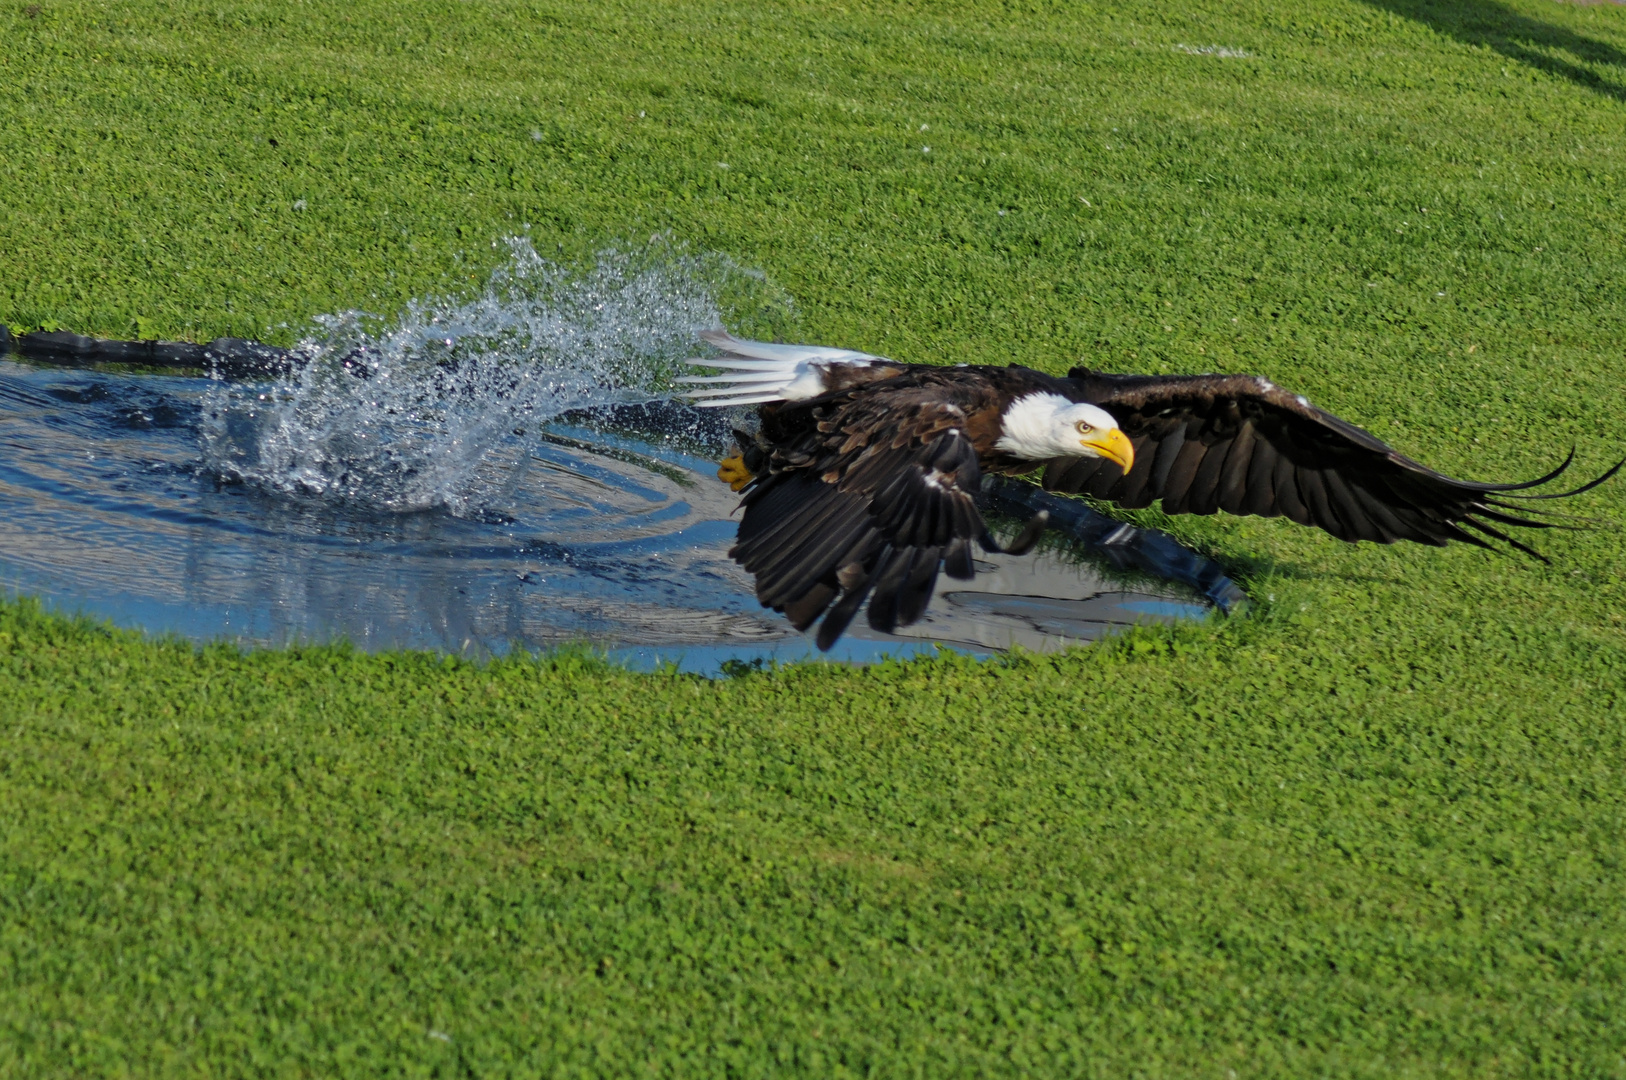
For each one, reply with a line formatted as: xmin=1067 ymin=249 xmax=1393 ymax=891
xmin=0 ymin=323 xmax=298 ymax=379
xmin=980 ymin=475 xmax=1250 ymax=616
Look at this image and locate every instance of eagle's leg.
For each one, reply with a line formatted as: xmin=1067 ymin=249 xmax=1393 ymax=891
xmin=717 ymin=451 xmax=754 ymax=492
xmin=717 ymin=427 xmax=768 ymax=492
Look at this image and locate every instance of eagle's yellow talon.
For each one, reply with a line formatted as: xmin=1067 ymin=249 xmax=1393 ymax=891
xmin=718 ymin=452 xmax=754 ymax=492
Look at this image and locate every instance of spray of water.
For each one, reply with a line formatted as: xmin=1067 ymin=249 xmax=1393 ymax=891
xmin=200 ymin=237 xmax=793 ymax=515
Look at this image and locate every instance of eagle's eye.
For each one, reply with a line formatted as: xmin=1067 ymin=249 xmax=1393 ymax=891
xmin=1075 ymin=420 xmax=1095 ymax=435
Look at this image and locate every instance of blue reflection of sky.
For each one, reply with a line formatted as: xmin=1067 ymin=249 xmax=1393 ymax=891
xmin=1118 ymin=600 xmax=1213 ymax=620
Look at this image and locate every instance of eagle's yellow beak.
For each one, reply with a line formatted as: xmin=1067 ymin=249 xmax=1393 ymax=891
xmin=1083 ymin=427 xmax=1135 ymax=472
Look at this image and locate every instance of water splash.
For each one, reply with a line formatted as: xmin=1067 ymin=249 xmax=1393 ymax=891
xmin=199 ymin=237 xmax=793 ymax=515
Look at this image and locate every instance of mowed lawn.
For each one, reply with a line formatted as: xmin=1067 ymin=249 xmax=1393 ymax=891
xmin=4 ymin=0 xmax=1626 ymax=1075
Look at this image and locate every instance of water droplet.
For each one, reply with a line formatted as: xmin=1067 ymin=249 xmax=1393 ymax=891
xmin=199 ymin=238 xmax=790 ymax=516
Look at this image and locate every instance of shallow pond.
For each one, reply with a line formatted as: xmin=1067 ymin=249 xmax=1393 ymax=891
xmin=0 ymin=242 xmax=1244 ymax=672
xmin=0 ymin=361 xmax=1222 ymax=673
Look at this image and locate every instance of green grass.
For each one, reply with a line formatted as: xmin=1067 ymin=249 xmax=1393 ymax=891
xmin=4 ymin=0 xmax=1626 ymax=1074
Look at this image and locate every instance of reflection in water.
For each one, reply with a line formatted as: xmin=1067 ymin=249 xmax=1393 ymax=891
xmin=0 ymin=364 xmax=1215 ymax=672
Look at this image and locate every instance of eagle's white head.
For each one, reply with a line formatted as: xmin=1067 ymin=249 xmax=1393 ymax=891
xmin=994 ymin=392 xmax=1136 ymax=469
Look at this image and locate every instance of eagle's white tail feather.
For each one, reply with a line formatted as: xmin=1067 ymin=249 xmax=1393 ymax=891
xmin=694 ymin=392 xmax=789 ymax=407
xmin=682 ymin=390 xmax=790 ymax=403
xmin=682 ymin=358 xmax=804 ymax=372
xmin=678 ymin=328 xmax=889 ymax=409
xmin=678 ymin=354 xmax=808 ymax=407
xmin=696 ymin=328 xmax=884 ymax=365
xmin=675 ymin=372 xmax=797 ymax=385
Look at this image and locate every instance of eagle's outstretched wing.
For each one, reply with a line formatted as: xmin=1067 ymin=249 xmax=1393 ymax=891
xmin=733 ymin=380 xmax=1040 ymax=650
xmin=1047 ymin=370 xmax=1618 ymax=558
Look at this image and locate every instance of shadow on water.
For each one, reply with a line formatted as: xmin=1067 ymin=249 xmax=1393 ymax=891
xmin=1357 ymin=0 xmax=1626 ymax=103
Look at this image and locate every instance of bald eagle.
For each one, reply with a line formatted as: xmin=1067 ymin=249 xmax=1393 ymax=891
xmin=679 ymin=330 xmax=1616 ymax=650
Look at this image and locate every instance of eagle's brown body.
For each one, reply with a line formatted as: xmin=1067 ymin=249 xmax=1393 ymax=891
xmin=753 ymin=363 xmax=1054 ymax=479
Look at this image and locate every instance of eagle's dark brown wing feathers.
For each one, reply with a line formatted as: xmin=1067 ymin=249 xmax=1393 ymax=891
xmin=1054 ymin=368 xmax=1617 ymax=560
xmin=1487 ymin=448 xmax=1625 ymax=501
xmin=735 ymin=475 xmax=875 ymax=611
xmin=733 ymin=378 xmax=998 ymax=646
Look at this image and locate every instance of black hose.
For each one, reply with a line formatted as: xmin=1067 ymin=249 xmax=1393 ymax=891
xmin=980 ymin=474 xmax=1250 ymax=614
xmin=0 ymin=324 xmax=297 ymax=379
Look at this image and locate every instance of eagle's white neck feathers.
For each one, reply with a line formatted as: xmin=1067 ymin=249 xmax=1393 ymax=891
xmin=995 ymin=392 xmax=1120 ymax=460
